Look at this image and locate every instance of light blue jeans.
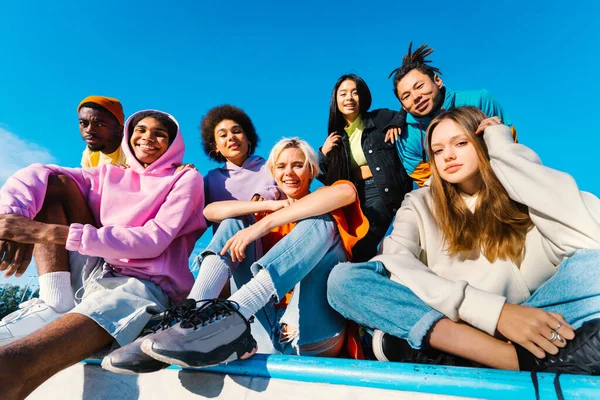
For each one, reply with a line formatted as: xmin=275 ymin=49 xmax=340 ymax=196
xmin=196 ymin=214 xmax=347 ymax=355
xmin=327 ymin=249 xmax=600 ymax=349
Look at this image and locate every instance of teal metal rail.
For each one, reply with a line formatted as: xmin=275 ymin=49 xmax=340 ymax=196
xmin=86 ymin=354 xmax=600 ymax=399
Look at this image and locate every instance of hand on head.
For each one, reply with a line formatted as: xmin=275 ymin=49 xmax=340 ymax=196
xmin=474 ymin=116 xmax=502 ymax=136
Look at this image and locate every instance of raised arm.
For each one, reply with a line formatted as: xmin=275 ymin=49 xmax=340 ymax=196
xmin=204 ymin=199 xmax=284 ymax=223
xmin=221 ymin=181 xmax=357 ymax=262
xmin=483 ymin=124 xmax=600 ymax=263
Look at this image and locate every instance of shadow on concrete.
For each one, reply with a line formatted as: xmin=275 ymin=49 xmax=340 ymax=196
xmin=231 ymin=373 xmax=270 ymax=392
xmin=178 ymin=370 xmax=226 ymax=398
xmin=82 ymin=364 xmax=140 ymax=400
xmin=178 ymin=370 xmax=270 ymax=397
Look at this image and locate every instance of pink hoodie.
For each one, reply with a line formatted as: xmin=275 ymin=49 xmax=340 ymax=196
xmin=0 ymin=110 xmax=207 ymax=302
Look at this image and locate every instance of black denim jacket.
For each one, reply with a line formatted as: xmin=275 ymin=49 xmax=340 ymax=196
xmin=317 ymin=108 xmax=413 ymax=215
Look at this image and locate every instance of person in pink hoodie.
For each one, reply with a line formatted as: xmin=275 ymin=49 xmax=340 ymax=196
xmin=0 ymin=110 xmax=206 ymax=400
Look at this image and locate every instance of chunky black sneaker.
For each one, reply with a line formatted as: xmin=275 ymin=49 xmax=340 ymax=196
xmin=140 ymin=299 xmax=257 ymax=368
xmin=515 ymin=319 xmax=600 ymax=400
xmin=372 ymin=329 xmax=472 ymax=366
xmin=101 ymin=299 xmax=197 ymax=374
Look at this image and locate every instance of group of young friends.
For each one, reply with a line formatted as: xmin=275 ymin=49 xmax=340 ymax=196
xmin=0 ymin=43 xmax=598 ymax=399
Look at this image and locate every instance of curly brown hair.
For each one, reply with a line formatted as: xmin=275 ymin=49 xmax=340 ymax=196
xmin=200 ymin=105 xmax=259 ymax=163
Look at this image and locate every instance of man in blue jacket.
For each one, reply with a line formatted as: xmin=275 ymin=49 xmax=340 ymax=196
xmin=388 ymin=43 xmax=515 ymax=187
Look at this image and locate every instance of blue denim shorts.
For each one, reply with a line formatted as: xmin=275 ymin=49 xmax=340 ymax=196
xmin=67 ymin=252 xmax=171 ymax=346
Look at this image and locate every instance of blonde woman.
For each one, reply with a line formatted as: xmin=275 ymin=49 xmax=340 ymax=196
xmin=105 ymin=137 xmax=368 ymax=372
xmin=328 ymin=107 xmax=600 ymax=385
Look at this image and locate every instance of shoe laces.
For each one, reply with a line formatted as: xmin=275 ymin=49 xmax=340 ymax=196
xmin=530 ymin=363 xmax=594 ymax=400
xmin=145 ymin=300 xmax=198 ymax=335
xmin=180 ymin=299 xmax=240 ymax=330
xmin=1 ymin=298 xmax=45 ymax=324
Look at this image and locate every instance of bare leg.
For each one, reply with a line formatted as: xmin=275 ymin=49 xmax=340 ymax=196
xmin=427 ymin=318 xmax=519 ymax=370
xmin=0 ymin=314 xmax=112 ymax=400
xmin=295 ymin=326 xmax=347 ymax=358
xmin=33 ymin=175 xmax=96 ymax=275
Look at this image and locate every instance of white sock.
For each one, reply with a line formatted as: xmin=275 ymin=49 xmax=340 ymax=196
xmin=38 ymin=271 xmax=74 ymax=313
xmin=188 ymin=255 xmax=231 ymax=301
xmin=228 ymin=269 xmax=276 ymax=320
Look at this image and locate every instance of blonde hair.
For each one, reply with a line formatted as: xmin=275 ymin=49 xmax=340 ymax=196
xmin=427 ymin=106 xmax=533 ymax=264
xmin=266 ymin=137 xmax=320 ymax=179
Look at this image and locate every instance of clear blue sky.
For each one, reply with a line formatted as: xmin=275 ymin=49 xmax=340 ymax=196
xmin=1 ymin=1 xmax=599 ymax=285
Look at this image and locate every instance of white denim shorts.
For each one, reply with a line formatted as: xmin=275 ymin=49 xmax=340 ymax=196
xmin=67 ymin=252 xmax=171 ymax=346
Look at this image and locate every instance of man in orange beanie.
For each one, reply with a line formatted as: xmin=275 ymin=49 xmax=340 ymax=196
xmin=78 ymin=96 xmax=125 ymax=167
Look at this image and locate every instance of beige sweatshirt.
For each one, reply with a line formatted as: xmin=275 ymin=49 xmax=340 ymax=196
xmin=373 ymin=125 xmax=600 ymax=336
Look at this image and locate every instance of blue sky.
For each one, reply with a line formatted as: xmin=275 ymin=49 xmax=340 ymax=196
xmin=1 ymin=1 xmax=599 ymax=286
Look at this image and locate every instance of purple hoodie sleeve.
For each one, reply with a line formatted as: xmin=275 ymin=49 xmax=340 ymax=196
xmin=254 ymin=184 xmax=281 ymax=201
xmin=0 ymin=164 xmax=95 ymax=219
xmin=66 ymin=170 xmax=206 ymax=259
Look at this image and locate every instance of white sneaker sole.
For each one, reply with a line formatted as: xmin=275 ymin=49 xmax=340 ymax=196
xmin=372 ymin=330 xmax=390 ymax=362
xmin=100 ymin=357 xmax=140 ymax=375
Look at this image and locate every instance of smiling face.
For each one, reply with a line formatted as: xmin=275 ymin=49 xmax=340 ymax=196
xmin=78 ymin=106 xmax=122 ymax=153
xmin=430 ymin=119 xmax=482 ymax=194
xmin=396 ymin=69 xmax=443 ymax=117
xmin=336 ymin=79 xmax=360 ymax=124
xmin=129 ymin=117 xmax=171 ymax=168
xmin=213 ymin=119 xmax=249 ymax=166
xmin=273 ymin=147 xmax=312 ymax=199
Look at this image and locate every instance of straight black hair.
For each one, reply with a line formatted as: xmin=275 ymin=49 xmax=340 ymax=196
xmin=324 ymin=74 xmax=372 ymax=184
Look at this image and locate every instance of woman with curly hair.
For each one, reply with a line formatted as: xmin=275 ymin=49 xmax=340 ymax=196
xmin=200 ymin=104 xmax=279 ymax=208
xmin=328 ymin=107 xmax=600 ymax=394
xmin=318 ymin=74 xmax=412 ymax=262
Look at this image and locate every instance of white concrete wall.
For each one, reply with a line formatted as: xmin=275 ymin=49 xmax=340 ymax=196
xmin=28 ymin=364 xmax=474 ymax=400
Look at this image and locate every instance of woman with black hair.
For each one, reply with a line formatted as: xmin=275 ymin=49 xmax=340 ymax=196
xmin=318 ymin=74 xmax=412 ymax=261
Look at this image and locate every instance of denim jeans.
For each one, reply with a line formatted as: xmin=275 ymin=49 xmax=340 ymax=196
xmin=327 ymin=249 xmax=600 ymax=349
xmin=196 ymin=214 xmax=347 ymax=354
xmin=352 ymin=177 xmax=394 ymax=262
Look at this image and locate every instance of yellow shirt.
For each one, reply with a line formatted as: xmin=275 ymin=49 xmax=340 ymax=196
xmin=344 ymin=117 xmax=367 ymax=170
xmin=80 ymin=147 xmax=126 ymax=168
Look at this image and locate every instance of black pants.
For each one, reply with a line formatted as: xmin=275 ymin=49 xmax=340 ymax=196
xmin=351 ymin=178 xmax=394 ymax=262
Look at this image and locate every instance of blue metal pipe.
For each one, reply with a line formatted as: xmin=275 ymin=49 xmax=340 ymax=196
xmin=86 ymin=354 xmax=600 ymax=399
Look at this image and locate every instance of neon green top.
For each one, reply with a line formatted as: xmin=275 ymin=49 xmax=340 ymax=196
xmin=344 ymin=116 xmax=367 ymax=170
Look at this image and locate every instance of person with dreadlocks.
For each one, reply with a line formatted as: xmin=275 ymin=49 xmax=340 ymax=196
xmin=389 ymin=42 xmax=515 ymax=187
xmin=328 ymin=107 xmax=600 ymax=398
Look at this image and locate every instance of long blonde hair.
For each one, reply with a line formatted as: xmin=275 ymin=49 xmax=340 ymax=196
xmin=427 ymin=106 xmax=532 ymax=264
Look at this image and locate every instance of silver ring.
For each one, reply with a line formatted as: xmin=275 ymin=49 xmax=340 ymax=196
xmin=555 ymin=321 xmax=563 ymax=331
xmin=549 ymin=331 xmax=564 ymax=343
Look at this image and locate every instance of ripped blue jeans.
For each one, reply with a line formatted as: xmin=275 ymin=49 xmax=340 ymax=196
xmin=195 ymin=214 xmax=347 ymax=355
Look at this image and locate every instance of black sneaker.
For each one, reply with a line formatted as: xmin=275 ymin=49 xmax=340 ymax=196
xmin=101 ymin=299 xmax=197 ymax=374
xmin=372 ymin=329 xmax=472 ymax=366
xmin=140 ymin=299 xmax=257 ymax=368
xmin=515 ymin=318 xmax=600 ymax=400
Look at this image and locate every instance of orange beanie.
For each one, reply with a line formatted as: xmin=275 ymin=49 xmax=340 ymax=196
xmin=78 ymin=96 xmax=125 ymax=126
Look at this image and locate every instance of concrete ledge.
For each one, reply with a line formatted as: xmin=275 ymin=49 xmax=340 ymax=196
xmin=28 ymin=363 xmax=465 ymax=400
xmin=28 ymin=354 xmax=600 ymax=399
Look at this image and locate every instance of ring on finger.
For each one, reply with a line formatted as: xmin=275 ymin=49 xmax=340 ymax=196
xmin=555 ymin=321 xmax=563 ymax=331
xmin=549 ymin=330 xmax=564 ymax=343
